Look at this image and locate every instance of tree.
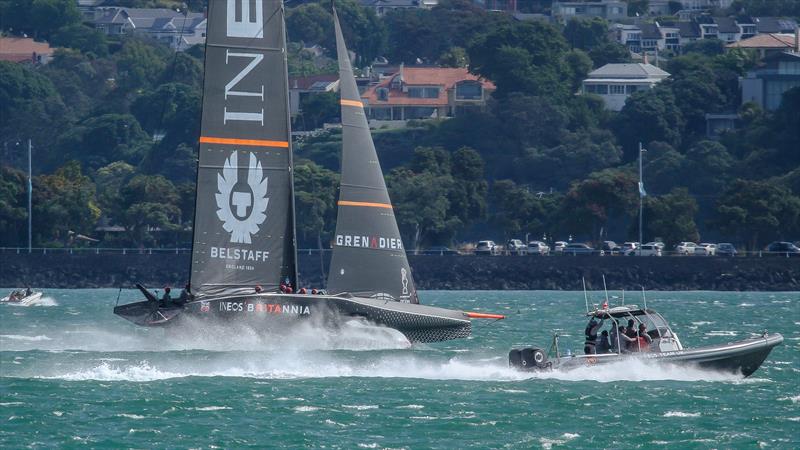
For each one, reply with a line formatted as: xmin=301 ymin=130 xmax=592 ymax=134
xmin=559 ymin=169 xmax=638 ymax=241
xmin=297 ymin=91 xmax=340 ymax=131
xmin=114 ymin=38 xmax=169 ymax=92
xmin=682 ymin=39 xmax=725 ymax=56
xmin=55 ymin=114 xmax=150 ymax=170
xmin=563 ymin=17 xmax=610 ymax=51
xmin=95 ymin=160 xmax=135 ymax=223
xmin=293 ymin=160 xmax=338 ymax=247
xmin=32 ymin=161 xmax=100 ymax=245
xmin=287 ymin=2 xmax=331 ymax=45
xmin=0 ymin=166 xmax=28 ymax=246
xmin=562 ymin=49 xmax=593 ymax=92
xmin=713 ymin=179 xmax=800 ymax=249
xmin=588 ymin=41 xmax=632 ymax=67
xmin=639 ymin=188 xmax=699 ymax=247
xmin=0 ymin=0 xmax=81 ymax=39
xmin=682 ymin=140 xmax=735 ymax=195
xmin=49 ymin=23 xmax=109 ymax=56
xmin=468 ymin=20 xmax=570 ymax=99
xmin=0 ymin=61 xmax=71 ymax=159
xmin=119 ymin=174 xmax=181 ymax=246
xmin=624 ymin=0 xmax=650 ymax=16
xmin=614 ymin=86 xmax=684 ymax=161
xmin=439 ymin=47 xmax=468 ymax=68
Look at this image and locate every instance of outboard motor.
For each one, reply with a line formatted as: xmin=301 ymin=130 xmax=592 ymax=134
xmin=509 ymin=347 xmax=549 ymax=370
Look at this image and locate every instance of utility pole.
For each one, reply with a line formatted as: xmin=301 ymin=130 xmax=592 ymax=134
xmin=638 ymin=142 xmax=646 ymax=256
xmin=27 ymin=139 xmax=32 ymax=253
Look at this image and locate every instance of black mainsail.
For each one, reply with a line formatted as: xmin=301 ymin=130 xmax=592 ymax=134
xmin=326 ymin=8 xmax=419 ymax=304
xmin=190 ymin=0 xmax=297 ymax=297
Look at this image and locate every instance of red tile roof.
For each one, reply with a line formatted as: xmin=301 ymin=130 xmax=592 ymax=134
xmin=727 ymin=33 xmax=796 ymax=49
xmin=0 ymin=37 xmax=54 ymax=63
xmin=362 ymin=67 xmax=495 ymax=107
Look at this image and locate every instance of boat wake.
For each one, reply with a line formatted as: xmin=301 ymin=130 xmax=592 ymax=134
xmin=0 ymin=317 xmax=411 ymax=352
xmin=9 ymin=351 xmax=752 ymax=384
xmin=3 ymin=296 xmax=58 ymax=307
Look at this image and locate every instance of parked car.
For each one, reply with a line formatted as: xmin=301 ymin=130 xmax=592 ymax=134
xmin=421 ymin=246 xmax=458 ymax=255
xmin=626 ymin=244 xmax=662 ymax=256
xmin=527 ymin=241 xmax=550 ymax=256
xmin=621 ymin=242 xmax=638 ymax=254
xmin=766 ymin=241 xmax=800 ymax=256
xmin=562 ymin=243 xmax=598 ymax=256
xmin=716 ymin=243 xmax=737 ymax=257
xmin=602 ymin=241 xmax=621 ymax=255
xmin=553 ymin=241 xmax=568 ymax=254
xmin=506 ymin=239 xmax=527 ymax=255
xmin=646 ymin=241 xmax=665 ymax=251
xmin=475 ymin=240 xmax=498 ymax=256
xmin=694 ymin=243 xmax=717 ymax=256
xmin=675 ymin=242 xmax=697 ymax=255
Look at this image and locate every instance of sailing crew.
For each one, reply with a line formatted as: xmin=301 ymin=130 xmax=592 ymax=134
xmin=255 ymin=285 xmax=263 ymax=294
xmin=177 ymin=283 xmax=192 ymax=305
xmin=25 ymin=287 xmax=32 ymax=296
xmin=596 ymin=330 xmax=611 ymax=354
xmin=160 ymin=287 xmax=172 ymax=307
xmin=584 ymin=316 xmax=605 ymax=354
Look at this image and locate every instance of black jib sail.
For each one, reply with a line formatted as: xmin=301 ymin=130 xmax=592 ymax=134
xmin=326 ymin=8 xmax=418 ymax=304
xmin=190 ymin=0 xmax=297 ymax=297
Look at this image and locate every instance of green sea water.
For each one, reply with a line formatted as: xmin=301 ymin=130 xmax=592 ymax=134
xmin=1 ymin=289 xmax=798 ymax=449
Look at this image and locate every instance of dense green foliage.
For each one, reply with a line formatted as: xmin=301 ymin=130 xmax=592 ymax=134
xmin=0 ymin=2 xmax=798 ymax=250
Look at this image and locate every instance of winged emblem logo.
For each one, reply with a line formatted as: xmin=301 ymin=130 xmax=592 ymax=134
xmin=215 ymin=151 xmax=269 ymax=244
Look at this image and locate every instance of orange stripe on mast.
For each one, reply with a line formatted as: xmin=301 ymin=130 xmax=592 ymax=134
xmin=337 ymin=200 xmax=393 ymax=209
xmin=340 ymin=99 xmax=364 ymax=108
xmin=199 ymin=136 xmax=289 ymax=148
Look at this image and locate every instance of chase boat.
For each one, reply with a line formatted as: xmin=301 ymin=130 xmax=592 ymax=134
xmin=1 ymin=290 xmax=43 ymax=306
xmin=509 ymin=304 xmax=783 ymax=377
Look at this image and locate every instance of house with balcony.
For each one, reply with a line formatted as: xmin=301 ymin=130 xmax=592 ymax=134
xmin=582 ymin=63 xmax=670 ymax=111
xmin=91 ymin=7 xmax=206 ymax=50
xmin=741 ymin=51 xmax=800 ymax=110
xmin=288 ymin=74 xmax=340 ymax=118
xmin=360 ymin=67 xmax=495 ymax=126
xmin=551 ymin=0 xmax=627 ymax=22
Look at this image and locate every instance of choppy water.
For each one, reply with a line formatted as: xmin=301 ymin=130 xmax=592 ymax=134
xmin=1 ymin=289 xmax=798 ymax=448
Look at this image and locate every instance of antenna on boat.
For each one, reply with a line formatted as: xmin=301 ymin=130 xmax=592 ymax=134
xmin=582 ymin=277 xmax=589 ymax=313
xmin=602 ymin=274 xmax=610 ymax=309
xmin=641 ymin=285 xmax=647 ymax=309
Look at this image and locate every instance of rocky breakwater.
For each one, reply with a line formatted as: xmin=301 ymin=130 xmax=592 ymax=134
xmin=1 ymin=251 xmax=798 ymax=291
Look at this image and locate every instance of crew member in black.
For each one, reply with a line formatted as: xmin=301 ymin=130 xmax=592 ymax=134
xmin=584 ymin=316 xmax=605 ymax=354
xmin=25 ymin=287 xmax=32 ymax=296
xmin=160 ymin=287 xmax=172 ymax=307
xmin=176 ymin=283 xmax=192 ymax=305
xmin=596 ymin=330 xmax=611 ymax=354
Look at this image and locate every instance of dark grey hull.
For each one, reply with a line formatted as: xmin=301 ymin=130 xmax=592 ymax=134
xmin=113 ymin=293 xmax=471 ymax=343
xmin=511 ymin=333 xmax=783 ymax=377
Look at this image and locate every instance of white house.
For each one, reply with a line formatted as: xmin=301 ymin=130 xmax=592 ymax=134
xmin=582 ymin=63 xmax=670 ymax=111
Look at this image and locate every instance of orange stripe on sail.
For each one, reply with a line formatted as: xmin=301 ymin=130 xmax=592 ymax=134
xmin=337 ymin=200 xmax=393 ymax=209
xmin=199 ymin=136 xmax=289 ymax=148
xmin=340 ymin=99 xmax=364 ymax=108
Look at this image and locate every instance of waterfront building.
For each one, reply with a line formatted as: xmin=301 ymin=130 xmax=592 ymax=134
xmin=740 ymin=51 xmax=800 ymax=111
xmin=582 ymin=63 xmax=670 ymax=111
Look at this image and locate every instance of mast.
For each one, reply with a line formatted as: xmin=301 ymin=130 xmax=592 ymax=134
xmin=189 ymin=0 xmax=297 ymax=297
xmin=326 ymin=7 xmax=419 ymax=303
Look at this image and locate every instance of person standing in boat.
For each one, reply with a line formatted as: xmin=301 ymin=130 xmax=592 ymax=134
xmin=596 ymin=330 xmax=611 ymax=353
xmin=636 ymin=323 xmax=653 ymax=352
xmin=584 ymin=316 xmax=605 ymax=354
